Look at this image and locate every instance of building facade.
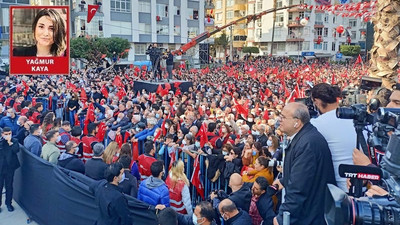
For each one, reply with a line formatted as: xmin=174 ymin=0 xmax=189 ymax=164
xmin=72 ymin=0 xmax=206 ymax=63
xmin=247 ymin=0 xmax=367 ymax=60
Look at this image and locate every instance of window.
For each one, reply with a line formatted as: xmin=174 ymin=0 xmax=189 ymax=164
xmin=315 ymin=13 xmax=322 ymax=22
xmin=227 ymin=0 xmax=234 ymax=7
xmin=276 ymin=13 xmax=284 ymax=22
xmin=135 ymin=44 xmax=146 ymax=55
xmin=303 ymin=27 xmax=310 ymax=36
xmin=227 ymin=11 xmax=234 ymax=20
xmin=303 ymin=42 xmax=310 ymax=51
xmin=139 ymin=23 xmax=151 ymax=34
xmin=156 ymin=4 xmax=168 ymax=17
xmin=314 ymin=43 xmax=322 ymax=50
xmin=275 ymin=28 xmax=282 ymax=37
xmin=323 ymin=28 xmax=328 ymax=37
xmin=156 ymin=24 xmax=169 ymax=35
xmin=98 ymin=20 xmax=103 ymax=31
xmin=351 ymin=31 xmax=356 ymax=39
xmin=139 ymin=1 xmax=150 ymax=13
xmin=288 ymin=12 xmax=293 ymax=21
xmin=80 ymin=19 xmax=85 ymax=30
xmin=216 ymin=0 xmax=222 ymax=9
xmin=174 ymin=6 xmax=180 ymax=16
xmin=257 ymin=18 xmax=262 ymax=27
xmin=333 ymin=16 xmax=336 ymax=24
xmin=174 ymin=26 xmax=180 ymax=35
xmin=188 ymin=27 xmax=198 ymax=38
xmin=111 ymin=0 xmax=131 ymax=12
xmin=257 ymin=28 xmax=262 ymax=38
xmin=324 ymin=14 xmax=329 ymax=23
xmin=216 ymin=13 xmax=222 ymax=21
xmin=332 ymin=42 xmax=336 ymax=51
xmin=323 ymin=42 xmax=328 ymax=50
xmin=349 ymin=20 xmax=357 ymax=27
xmin=277 ymin=0 xmax=282 ymax=8
xmin=257 ymin=1 xmax=262 ymax=11
xmin=299 ymin=12 xmax=304 ymax=18
xmin=316 ymin=28 xmax=322 ymax=36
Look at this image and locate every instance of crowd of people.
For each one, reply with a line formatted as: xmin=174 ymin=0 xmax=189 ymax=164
xmin=0 ymin=56 xmax=399 ymax=225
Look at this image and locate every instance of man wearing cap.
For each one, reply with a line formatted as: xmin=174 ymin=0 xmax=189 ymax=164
xmin=82 ymin=123 xmax=99 ymax=163
xmin=85 ymin=143 xmax=108 ymax=180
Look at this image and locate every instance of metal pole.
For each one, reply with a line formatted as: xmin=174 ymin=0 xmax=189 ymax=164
xmin=283 ymin=211 xmax=290 ymax=225
xmin=270 ymin=0 xmax=277 ymax=56
xmin=230 ymin=26 xmax=234 ymax=61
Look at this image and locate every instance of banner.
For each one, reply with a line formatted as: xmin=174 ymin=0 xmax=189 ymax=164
xmin=14 ymin=146 xmax=159 ymax=225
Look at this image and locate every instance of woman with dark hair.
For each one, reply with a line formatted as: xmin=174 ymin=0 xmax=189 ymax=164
xmin=41 ymin=112 xmax=55 ymax=135
xmin=68 ymin=93 xmax=79 ymax=126
xmin=13 ymin=8 xmax=67 ymax=57
xmin=242 ymin=156 xmax=273 ymax=184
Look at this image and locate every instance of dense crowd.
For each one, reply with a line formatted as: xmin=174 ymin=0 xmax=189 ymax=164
xmin=0 ymin=56 xmax=398 ymax=225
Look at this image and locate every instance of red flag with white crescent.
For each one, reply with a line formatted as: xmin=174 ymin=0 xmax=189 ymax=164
xmin=87 ymin=5 xmax=99 ymax=23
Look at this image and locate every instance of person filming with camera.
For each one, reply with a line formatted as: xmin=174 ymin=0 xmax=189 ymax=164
xmin=310 ymin=83 xmax=356 ymax=192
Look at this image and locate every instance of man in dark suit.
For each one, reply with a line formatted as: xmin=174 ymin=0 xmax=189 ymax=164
xmin=0 ymin=127 xmax=20 ymax=212
xmin=273 ymin=103 xmax=336 ymax=225
xmin=256 ymin=124 xmax=268 ymax=147
xmin=118 ymin=155 xmax=138 ymax=198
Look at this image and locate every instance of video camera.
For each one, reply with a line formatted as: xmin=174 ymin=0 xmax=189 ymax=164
xmin=340 ymin=77 xmax=382 ymax=107
xmin=294 ymin=89 xmax=319 ymax=118
xmin=325 ymin=105 xmax=400 ymax=225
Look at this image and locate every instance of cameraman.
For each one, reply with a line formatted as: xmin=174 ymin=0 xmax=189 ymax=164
xmin=146 ymin=43 xmax=161 ymax=81
xmin=353 ymin=87 xmax=400 ymax=167
xmin=310 ymin=83 xmax=356 ymax=192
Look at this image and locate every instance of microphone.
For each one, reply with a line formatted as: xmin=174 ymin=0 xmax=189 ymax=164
xmin=339 ymin=164 xmax=382 ymax=198
xmin=339 ymin=164 xmax=382 ymax=181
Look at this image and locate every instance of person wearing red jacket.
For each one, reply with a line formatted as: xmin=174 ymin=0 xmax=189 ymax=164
xmin=81 ymin=123 xmax=99 ymax=163
xmin=70 ymin=126 xmax=83 ymax=159
xmin=137 ymin=141 xmax=156 ymax=181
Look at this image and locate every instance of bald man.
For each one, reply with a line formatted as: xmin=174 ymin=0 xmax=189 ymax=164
xmin=272 ymin=103 xmax=336 ymax=225
xmin=218 ymin=199 xmax=251 ymax=225
xmin=210 ymin=173 xmax=252 ymax=212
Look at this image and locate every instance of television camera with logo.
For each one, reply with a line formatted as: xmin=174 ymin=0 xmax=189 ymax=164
xmin=324 ymin=104 xmax=400 ymax=225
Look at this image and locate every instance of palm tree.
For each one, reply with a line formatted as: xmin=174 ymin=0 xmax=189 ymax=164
xmin=214 ymin=32 xmax=229 ymax=59
xmin=368 ymin=0 xmax=400 ymax=88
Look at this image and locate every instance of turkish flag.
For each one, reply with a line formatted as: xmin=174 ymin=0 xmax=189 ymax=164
xmin=117 ymin=88 xmax=126 ymax=100
xmin=153 ymin=129 xmax=162 ymax=142
xmin=87 ymin=5 xmax=99 ymax=23
xmin=96 ymin=122 xmax=106 ymax=142
xmin=115 ymin=134 xmax=123 ymax=148
xmin=191 ymin=156 xmax=205 ymax=200
xmin=86 ymin=103 xmax=95 ymax=122
xmin=113 ymin=76 xmax=123 ymax=87
xmin=196 ymin=123 xmax=208 ymax=148
xmin=156 ymin=84 xmax=163 ymax=94
xmin=101 ymin=85 xmax=109 ymax=98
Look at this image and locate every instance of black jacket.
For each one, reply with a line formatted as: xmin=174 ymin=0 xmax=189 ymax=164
xmin=119 ymin=170 xmax=138 ymax=198
xmin=277 ymin=122 xmax=336 ymax=225
xmin=229 ymin=182 xmax=252 ymax=213
xmin=256 ymin=134 xmax=268 ymax=147
xmin=58 ymin=153 xmax=85 ymax=174
xmin=225 ymin=209 xmax=252 ymax=225
xmin=256 ymin=193 xmax=275 ymax=225
xmin=177 ymin=213 xmax=217 ymax=225
xmin=13 ymin=46 xmax=37 ymax=57
xmin=13 ymin=126 xmax=29 ymax=145
xmin=85 ymin=158 xmax=108 ymax=180
xmin=0 ymin=138 xmax=20 ymax=174
xmin=91 ymin=180 xmax=132 ymax=225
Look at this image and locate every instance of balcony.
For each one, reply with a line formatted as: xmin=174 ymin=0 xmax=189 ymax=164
xmin=204 ymin=18 xmax=215 ymax=27
xmin=288 ymin=20 xmax=304 ymax=28
xmin=314 ymin=35 xmax=323 ymax=42
xmin=286 ymin=35 xmax=304 ymax=42
xmin=233 ymin=4 xmax=246 ymax=11
xmin=314 ymin=21 xmax=324 ymax=28
xmin=288 ymin=6 xmax=306 ymax=13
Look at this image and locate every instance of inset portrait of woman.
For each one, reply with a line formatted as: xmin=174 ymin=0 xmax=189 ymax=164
xmin=13 ymin=8 xmax=67 ymax=57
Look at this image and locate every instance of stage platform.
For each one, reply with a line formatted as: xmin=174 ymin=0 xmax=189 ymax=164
xmin=134 ymin=79 xmax=192 ymax=93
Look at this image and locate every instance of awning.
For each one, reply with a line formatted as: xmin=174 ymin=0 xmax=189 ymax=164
xmin=304 ymin=55 xmax=316 ymax=59
xmin=314 ymin=53 xmax=333 ymax=58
